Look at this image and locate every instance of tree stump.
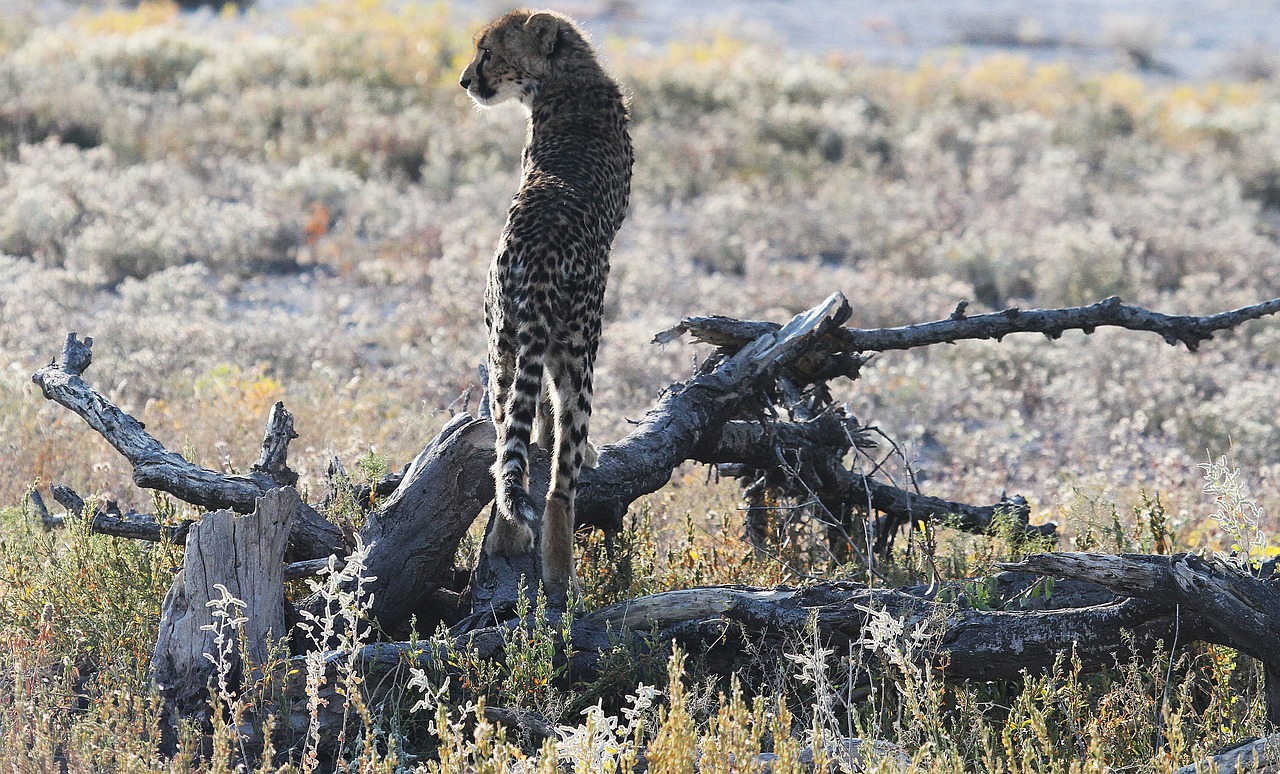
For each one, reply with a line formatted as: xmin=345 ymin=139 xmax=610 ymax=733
xmin=151 ymin=487 xmax=296 ymax=721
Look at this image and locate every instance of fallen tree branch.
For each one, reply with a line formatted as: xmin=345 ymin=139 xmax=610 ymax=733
xmin=574 ymin=291 xmax=854 ymax=533
xmin=696 ymin=416 xmax=1056 ymax=545
xmin=664 ymin=295 xmax=1280 ymax=354
xmin=303 ymin=413 xmax=497 ymax=636
xmin=1003 ymin=551 xmax=1280 ymax=726
xmin=49 ymin=484 xmax=193 ymax=543
xmin=289 ymin=572 xmax=1209 ymax=739
xmin=32 ymin=334 xmax=343 ymax=561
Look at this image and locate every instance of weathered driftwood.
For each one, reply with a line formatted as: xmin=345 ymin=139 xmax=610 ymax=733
xmin=32 ymin=292 xmax=1280 ymax=748
xmin=299 ymin=413 xmax=496 ymax=636
xmin=288 ymin=571 xmax=1206 ymax=740
xmin=1004 ymin=551 xmax=1280 ymax=726
xmin=152 ymin=487 xmax=296 ymax=721
xmin=44 ymin=290 xmax=1280 ymax=633
xmin=32 ymin=334 xmax=342 ymax=562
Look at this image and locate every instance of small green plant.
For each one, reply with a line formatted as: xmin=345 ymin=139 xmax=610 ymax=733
xmin=294 ymin=533 xmax=378 ymax=770
xmin=1201 ymin=453 xmax=1270 ymax=570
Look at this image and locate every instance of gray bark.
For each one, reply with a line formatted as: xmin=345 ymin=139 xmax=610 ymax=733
xmin=300 ymin=413 xmax=497 ymax=636
xmin=151 ymin=487 xmax=296 ymax=720
xmin=1003 ymin=551 xmax=1280 ymax=726
xmin=288 ymin=572 xmax=1201 ymax=739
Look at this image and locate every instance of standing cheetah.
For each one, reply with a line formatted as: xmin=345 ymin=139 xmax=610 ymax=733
xmin=460 ymin=9 xmax=632 ymax=603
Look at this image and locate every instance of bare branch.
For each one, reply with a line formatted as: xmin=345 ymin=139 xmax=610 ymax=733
xmin=837 ymin=296 xmax=1280 ymax=353
xmin=49 ymin=484 xmax=193 ymax=543
xmin=577 ymin=292 xmax=854 ymax=532
xmin=664 ymin=296 xmax=1280 ymax=355
xmin=697 ymin=415 xmax=1055 ymax=541
xmin=32 ymin=334 xmax=343 ymax=560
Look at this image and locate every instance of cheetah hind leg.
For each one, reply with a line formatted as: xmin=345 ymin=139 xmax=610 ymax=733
xmin=541 ymin=495 xmax=577 ymax=606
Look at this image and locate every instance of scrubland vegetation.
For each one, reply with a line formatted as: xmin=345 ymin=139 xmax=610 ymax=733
xmin=1 ymin=1 xmax=1279 ymax=770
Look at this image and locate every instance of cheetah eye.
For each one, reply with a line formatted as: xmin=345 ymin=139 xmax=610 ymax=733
xmin=480 ymin=48 xmax=492 ymax=63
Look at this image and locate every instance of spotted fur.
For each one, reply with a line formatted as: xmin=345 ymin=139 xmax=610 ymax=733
xmin=460 ymin=9 xmax=632 ymax=603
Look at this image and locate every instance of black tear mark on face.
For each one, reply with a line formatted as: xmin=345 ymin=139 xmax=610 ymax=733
xmin=474 ymin=48 xmax=497 ymax=100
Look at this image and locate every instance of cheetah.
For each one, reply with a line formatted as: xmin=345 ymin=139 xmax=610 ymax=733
xmin=460 ymin=9 xmax=632 ymax=603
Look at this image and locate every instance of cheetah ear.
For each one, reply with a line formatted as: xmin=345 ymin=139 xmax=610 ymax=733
xmin=524 ymin=12 xmax=560 ymax=57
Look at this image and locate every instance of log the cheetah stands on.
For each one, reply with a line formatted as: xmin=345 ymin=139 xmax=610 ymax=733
xmin=460 ymin=9 xmax=633 ymax=604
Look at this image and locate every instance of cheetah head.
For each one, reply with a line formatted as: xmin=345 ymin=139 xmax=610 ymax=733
xmin=459 ymin=10 xmax=574 ymax=109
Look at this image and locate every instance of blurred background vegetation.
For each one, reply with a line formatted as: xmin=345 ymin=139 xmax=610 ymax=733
xmin=0 ymin=1 xmax=1278 ymax=769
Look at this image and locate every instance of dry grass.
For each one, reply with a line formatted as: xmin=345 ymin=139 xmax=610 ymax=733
xmin=0 ymin=1 xmax=1278 ymax=769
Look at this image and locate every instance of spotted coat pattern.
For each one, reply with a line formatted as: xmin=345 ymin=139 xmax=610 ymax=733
xmin=460 ymin=10 xmax=633 ymax=602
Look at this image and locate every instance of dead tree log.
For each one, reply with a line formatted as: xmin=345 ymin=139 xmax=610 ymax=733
xmin=1003 ymin=551 xmax=1280 ymax=727
xmin=301 ymin=413 xmax=496 ymax=636
xmin=29 ymin=292 xmax=1280 ymax=764
xmin=288 ymin=571 xmax=1214 ymax=739
xmin=152 ymin=487 xmax=296 ymax=721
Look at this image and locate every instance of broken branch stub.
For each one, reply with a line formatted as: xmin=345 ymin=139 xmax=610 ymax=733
xmin=152 ymin=487 xmax=296 ymax=721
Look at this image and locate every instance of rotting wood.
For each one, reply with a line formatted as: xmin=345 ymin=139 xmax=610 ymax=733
xmin=152 ymin=487 xmax=296 ymax=725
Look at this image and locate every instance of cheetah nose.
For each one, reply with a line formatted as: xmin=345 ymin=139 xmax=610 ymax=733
xmin=460 ymin=76 xmax=471 ymax=89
